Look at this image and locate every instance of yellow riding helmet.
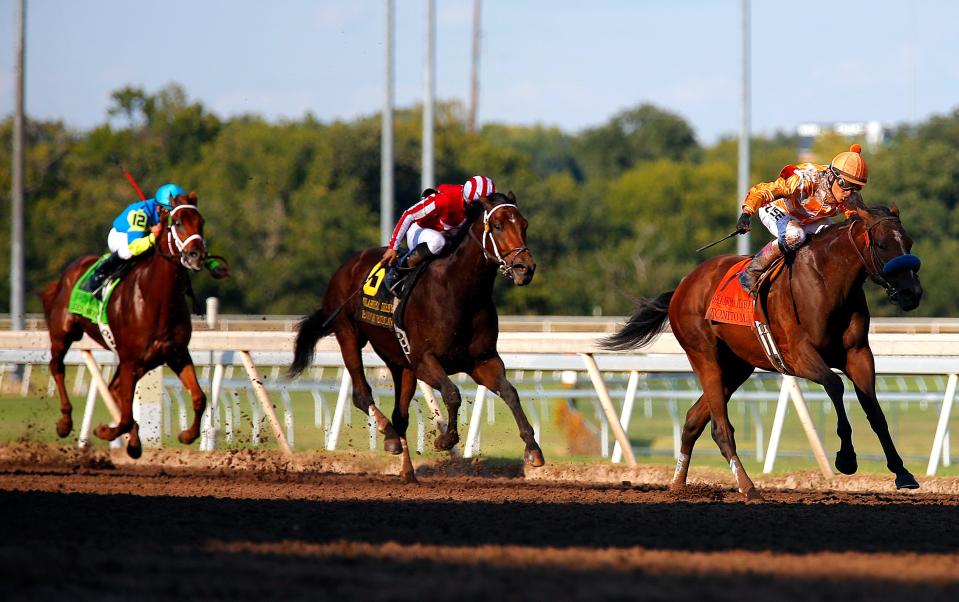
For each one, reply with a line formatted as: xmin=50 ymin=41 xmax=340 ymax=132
xmin=829 ymin=144 xmax=868 ymax=186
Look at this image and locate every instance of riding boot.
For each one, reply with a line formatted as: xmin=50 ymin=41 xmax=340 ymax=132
xmin=386 ymin=243 xmax=434 ymax=296
xmin=738 ymin=241 xmax=783 ymax=297
xmin=83 ymin=251 xmax=125 ymax=297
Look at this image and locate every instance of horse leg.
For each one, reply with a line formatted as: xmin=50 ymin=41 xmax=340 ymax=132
xmin=669 ymin=396 xmax=710 ymax=491
xmin=93 ymin=362 xmax=142 ymax=459
xmin=389 ymin=365 xmax=418 ymax=483
xmin=690 ymin=352 xmax=761 ymax=501
xmin=335 ymin=329 xmax=402 ymax=454
xmin=415 ymin=353 xmax=462 ymax=451
xmin=167 ymin=352 xmax=206 ymax=445
xmin=844 ymin=347 xmax=918 ymax=489
xmin=470 ymin=355 xmax=544 ymax=466
xmin=48 ymin=326 xmax=82 ymax=438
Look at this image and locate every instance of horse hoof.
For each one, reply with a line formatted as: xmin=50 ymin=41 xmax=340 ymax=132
xmin=126 ymin=441 xmax=142 ymax=460
xmin=93 ymin=425 xmax=114 ymax=441
xmin=434 ymin=432 xmax=459 ymax=451
xmin=56 ymin=417 xmax=73 ymax=438
xmin=177 ymin=430 xmax=199 ymax=445
xmin=524 ymin=445 xmax=545 ymax=467
xmin=895 ymin=473 xmax=920 ymax=490
xmin=383 ymin=438 xmax=403 ymax=455
xmin=835 ymin=451 xmax=858 ymax=475
xmin=668 ymin=482 xmax=687 ymax=494
xmin=743 ymin=487 xmax=765 ymax=503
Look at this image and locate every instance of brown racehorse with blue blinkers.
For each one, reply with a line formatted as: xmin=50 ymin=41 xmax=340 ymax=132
xmin=601 ymin=206 xmax=923 ymax=500
xmin=40 ymin=192 xmax=209 ymax=458
xmin=290 ymin=192 xmax=542 ymax=482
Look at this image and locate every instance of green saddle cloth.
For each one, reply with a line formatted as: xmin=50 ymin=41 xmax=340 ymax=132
xmin=68 ymin=255 xmax=121 ymax=325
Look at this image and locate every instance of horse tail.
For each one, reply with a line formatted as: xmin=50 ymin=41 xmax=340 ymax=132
xmin=289 ymin=308 xmax=337 ymax=377
xmin=598 ymin=290 xmax=674 ymax=351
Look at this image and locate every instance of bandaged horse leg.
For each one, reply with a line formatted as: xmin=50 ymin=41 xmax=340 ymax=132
xmin=470 ymin=356 xmax=544 ymax=466
xmin=336 ymin=329 xmax=402 ymax=454
xmin=389 ymin=365 xmax=419 ymax=483
xmin=670 ymin=396 xmax=711 ymax=491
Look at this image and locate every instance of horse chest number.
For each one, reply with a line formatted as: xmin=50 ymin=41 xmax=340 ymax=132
xmin=364 ymin=265 xmax=386 ymax=296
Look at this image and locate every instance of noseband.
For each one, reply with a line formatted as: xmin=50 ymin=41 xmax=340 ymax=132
xmin=847 ymin=217 xmax=920 ymax=292
xmin=155 ymin=204 xmax=206 ymax=267
xmin=477 ymin=204 xmax=530 ymax=278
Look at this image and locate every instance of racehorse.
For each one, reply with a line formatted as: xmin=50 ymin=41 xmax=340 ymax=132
xmin=600 ymin=206 xmax=923 ymax=500
xmin=40 ymin=192 xmax=209 ymax=458
xmin=290 ymin=192 xmax=542 ymax=482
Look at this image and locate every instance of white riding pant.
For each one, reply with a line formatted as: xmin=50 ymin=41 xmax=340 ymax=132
xmin=406 ymin=223 xmax=452 ymax=255
xmin=107 ymin=228 xmax=135 ymax=260
xmin=758 ymin=205 xmax=831 ymax=252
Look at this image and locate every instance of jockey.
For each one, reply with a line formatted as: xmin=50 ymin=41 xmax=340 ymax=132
xmin=381 ymin=175 xmax=496 ymax=294
xmin=736 ymin=144 xmax=868 ymax=296
xmin=83 ymin=183 xmax=184 ymax=297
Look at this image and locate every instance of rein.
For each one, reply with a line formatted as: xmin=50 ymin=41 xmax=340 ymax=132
xmin=469 ymin=203 xmax=529 ymax=278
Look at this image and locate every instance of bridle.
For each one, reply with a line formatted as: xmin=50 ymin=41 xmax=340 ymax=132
xmin=846 ymin=216 xmax=920 ymax=293
xmin=472 ymin=203 xmax=530 ymax=278
xmin=154 ymin=204 xmax=206 ymax=268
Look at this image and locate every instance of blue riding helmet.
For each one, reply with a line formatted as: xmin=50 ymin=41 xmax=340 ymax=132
xmin=154 ymin=183 xmax=186 ymax=209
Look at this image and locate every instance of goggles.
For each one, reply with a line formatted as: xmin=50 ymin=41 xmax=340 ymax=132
xmin=831 ymin=168 xmax=863 ymax=192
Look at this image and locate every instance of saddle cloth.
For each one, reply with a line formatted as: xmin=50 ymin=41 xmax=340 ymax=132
xmin=68 ymin=255 xmax=121 ymax=325
xmin=705 ymin=256 xmax=786 ymax=326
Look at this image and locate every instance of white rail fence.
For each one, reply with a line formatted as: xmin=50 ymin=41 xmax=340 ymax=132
xmin=1 ymin=328 xmax=957 ymax=475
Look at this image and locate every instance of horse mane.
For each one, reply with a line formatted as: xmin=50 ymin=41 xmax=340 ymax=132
xmin=805 ymin=205 xmax=899 ymax=247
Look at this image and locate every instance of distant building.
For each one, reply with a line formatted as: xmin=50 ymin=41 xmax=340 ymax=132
xmin=796 ymin=121 xmax=886 ymax=162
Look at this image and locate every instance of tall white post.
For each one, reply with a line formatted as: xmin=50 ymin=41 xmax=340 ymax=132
xmin=380 ymin=0 xmax=395 ymax=245
xmin=737 ymin=0 xmax=751 ymax=256
xmin=421 ymin=0 xmax=435 ymax=191
xmin=10 ymin=0 xmax=26 ymax=333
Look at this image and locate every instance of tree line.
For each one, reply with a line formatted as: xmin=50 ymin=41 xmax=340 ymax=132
xmin=1 ymin=83 xmax=957 ymax=317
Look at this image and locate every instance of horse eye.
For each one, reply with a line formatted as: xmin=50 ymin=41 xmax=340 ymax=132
xmin=494 ymin=223 xmax=503 ymax=231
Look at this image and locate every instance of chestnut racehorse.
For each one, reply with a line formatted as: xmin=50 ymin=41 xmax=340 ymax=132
xmin=601 ymin=206 xmax=923 ymax=500
xmin=40 ymin=192 xmax=208 ymax=458
xmin=290 ymin=192 xmax=542 ymax=482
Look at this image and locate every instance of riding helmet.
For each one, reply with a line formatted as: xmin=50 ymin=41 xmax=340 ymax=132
xmin=154 ymin=183 xmax=186 ymax=209
xmin=829 ymin=144 xmax=868 ymax=186
xmin=463 ymin=176 xmax=496 ymax=202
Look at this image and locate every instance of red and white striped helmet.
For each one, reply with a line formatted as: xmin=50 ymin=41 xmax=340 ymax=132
xmin=463 ymin=175 xmax=496 ymax=201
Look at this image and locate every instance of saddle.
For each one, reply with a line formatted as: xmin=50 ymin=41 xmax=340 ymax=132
xmin=69 ymin=255 xmax=133 ymax=324
xmin=705 ymin=254 xmax=790 ymax=373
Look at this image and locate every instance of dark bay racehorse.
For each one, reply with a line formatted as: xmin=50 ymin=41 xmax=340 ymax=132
xmin=40 ymin=192 xmax=208 ymax=458
xmin=290 ymin=192 xmax=542 ymax=482
xmin=601 ymin=206 xmax=923 ymax=500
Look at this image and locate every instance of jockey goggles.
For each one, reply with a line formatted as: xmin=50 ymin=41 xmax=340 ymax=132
xmin=831 ymin=167 xmax=863 ymax=192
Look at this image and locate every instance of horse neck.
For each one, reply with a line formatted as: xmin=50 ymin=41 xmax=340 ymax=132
xmin=799 ymin=224 xmax=867 ymax=304
xmin=136 ymin=231 xmax=186 ymax=299
xmin=444 ymin=219 xmax=498 ymax=297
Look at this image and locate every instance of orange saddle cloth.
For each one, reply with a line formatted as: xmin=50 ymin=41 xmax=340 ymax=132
xmin=705 ymin=258 xmax=754 ymax=326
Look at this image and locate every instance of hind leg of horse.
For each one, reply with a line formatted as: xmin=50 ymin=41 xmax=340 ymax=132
xmin=389 ymin=365 xmax=418 ymax=483
xmin=669 ymin=396 xmax=710 ymax=491
xmin=93 ymin=363 xmax=142 ymax=459
xmin=844 ymin=347 xmax=917 ymax=488
xmin=692 ymin=353 xmax=761 ymax=500
xmin=48 ymin=327 xmax=83 ymax=438
xmin=167 ymin=352 xmax=206 ymax=445
xmin=336 ymin=329 xmax=402 ymax=454
xmin=470 ymin=356 xmax=544 ymax=466
xmin=415 ymin=353 xmax=462 ymax=451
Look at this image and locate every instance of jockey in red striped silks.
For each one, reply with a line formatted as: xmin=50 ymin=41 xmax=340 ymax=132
xmin=382 ymin=175 xmax=496 ymax=294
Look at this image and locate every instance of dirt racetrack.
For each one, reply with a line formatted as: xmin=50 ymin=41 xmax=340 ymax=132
xmin=2 ymin=443 xmax=958 ymax=601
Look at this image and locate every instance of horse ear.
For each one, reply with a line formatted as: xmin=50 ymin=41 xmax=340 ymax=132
xmin=188 ymin=191 xmax=198 ymax=205
xmin=477 ymin=196 xmax=494 ymax=211
xmin=889 ymin=203 xmax=899 ymax=217
xmin=507 ymin=190 xmax=516 ymax=203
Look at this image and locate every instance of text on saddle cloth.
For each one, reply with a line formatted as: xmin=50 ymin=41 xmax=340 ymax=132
xmin=704 ymin=255 xmax=787 ymax=326
xmin=357 ymin=262 xmax=396 ymax=329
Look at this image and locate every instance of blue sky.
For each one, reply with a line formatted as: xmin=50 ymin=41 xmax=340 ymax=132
xmin=1 ymin=0 xmax=957 ymax=145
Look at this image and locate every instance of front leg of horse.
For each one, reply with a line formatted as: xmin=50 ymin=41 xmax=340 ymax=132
xmin=845 ymin=348 xmax=918 ymax=489
xmin=168 ymin=357 xmax=206 ymax=445
xmin=93 ymin=364 xmax=141 ymax=459
xmin=819 ymin=371 xmax=857 ymax=475
xmin=416 ymin=356 xmax=462 ymax=451
xmin=470 ymin=357 xmax=544 ymax=467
